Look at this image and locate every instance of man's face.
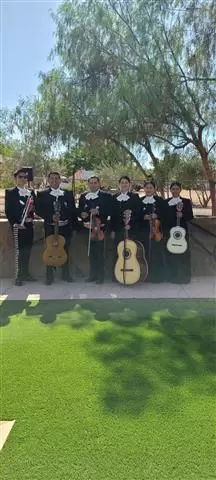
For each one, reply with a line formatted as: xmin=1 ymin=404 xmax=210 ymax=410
xmin=170 ymin=185 xmax=181 ymax=197
xmin=144 ymin=183 xmax=155 ymax=196
xmin=119 ymin=178 xmax=130 ymax=193
xmin=88 ymin=178 xmax=100 ymax=192
xmin=16 ymin=172 xmax=27 ymax=188
xmin=49 ymin=174 xmax=61 ymax=189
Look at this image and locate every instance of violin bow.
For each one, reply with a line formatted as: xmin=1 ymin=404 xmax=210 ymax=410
xmin=87 ymin=211 xmax=93 ymax=257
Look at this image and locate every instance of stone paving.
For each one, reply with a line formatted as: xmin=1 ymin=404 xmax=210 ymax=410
xmin=0 ymin=277 xmax=215 ymax=301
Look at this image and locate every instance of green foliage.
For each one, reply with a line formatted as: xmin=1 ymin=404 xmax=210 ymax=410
xmin=34 ymin=0 xmax=216 ymax=211
xmin=1 ymin=0 xmax=216 ymax=209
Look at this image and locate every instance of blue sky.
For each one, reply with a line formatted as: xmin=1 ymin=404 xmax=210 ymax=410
xmin=1 ymin=0 xmax=61 ymax=109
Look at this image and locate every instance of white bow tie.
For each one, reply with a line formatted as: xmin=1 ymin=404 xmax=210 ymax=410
xmin=117 ymin=193 xmax=130 ymax=202
xmin=50 ymin=188 xmax=64 ymax=197
xmin=18 ymin=187 xmax=30 ymax=197
xmin=142 ymin=196 xmax=155 ymax=204
xmin=85 ymin=191 xmax=99 ymax=200
xmin=168 ymin=197 xmax=181 ymax=206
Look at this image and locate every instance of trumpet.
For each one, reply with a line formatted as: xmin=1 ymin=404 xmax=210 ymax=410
xmin=20 ymin=193 xmax=34 ymax=227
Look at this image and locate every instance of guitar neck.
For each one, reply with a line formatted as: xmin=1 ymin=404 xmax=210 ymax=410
xmin=54 ymin=222 xmax=59 ymax=239
xmin=176 ymin=203 xmax=182 ymax=227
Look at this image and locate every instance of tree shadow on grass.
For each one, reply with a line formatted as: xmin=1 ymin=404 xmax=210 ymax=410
xmin=1 ymin=298 xmax=215 ymax=417
xmin=0 ymin=300 xmax=27 ymax=327
xmin=88 ymin=306 xmax=216 ymax=415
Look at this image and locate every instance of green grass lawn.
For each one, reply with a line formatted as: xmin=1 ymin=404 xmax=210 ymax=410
xmin=0 ymin=299 xmax=216 ymax=480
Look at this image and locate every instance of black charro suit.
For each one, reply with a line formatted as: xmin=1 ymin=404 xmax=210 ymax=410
xmin=5 ymin=186 xmax=36 ymax=280
xmin=35 ymin=188 xmax=78 ymax=281
xmin=78 ymin=190 xmax=111 ymax=282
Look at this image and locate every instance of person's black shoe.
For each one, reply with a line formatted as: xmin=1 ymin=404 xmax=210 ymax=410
xmin=15 ymin=278 xmax=23 ymax=286
xmin=86 ymin=277 xmax=96 ymax=282
xmin=62 ymin=274 xmax=74 ymax=283
xmin=45 ymin=277 xmax=53 ymax=286
xmin=96 ymin=279 xmax=104 ymax=285
xmin=23 ymin=275 xmax=37 ymax=282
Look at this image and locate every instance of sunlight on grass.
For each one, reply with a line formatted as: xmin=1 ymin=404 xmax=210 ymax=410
xmin=26 ymin=294 xmax=41 ymax=307
xmin=1 ymin=300 xmax=215 ymax=479
xmin=151 ymin=309 xmax=174 ymax=324
xmin=0 ymin=294 xmax=8 ymax=305
xmin=55 ymin=304 xmax=95 ymax=329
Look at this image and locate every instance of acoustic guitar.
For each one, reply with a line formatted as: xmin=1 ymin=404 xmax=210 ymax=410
xmin=42 ymin=198 xmax=68 ymax=267
xmin=114 ymin=210 xmax=148 ymax=285
xmin=166 ymin=202 xmax=188 ymax=254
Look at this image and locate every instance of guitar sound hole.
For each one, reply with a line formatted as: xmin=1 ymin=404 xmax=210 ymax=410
xmin=174 ymin=231 xmax=182 ymax=240
xmin=123 ymin=249 xmax=131 ymax=260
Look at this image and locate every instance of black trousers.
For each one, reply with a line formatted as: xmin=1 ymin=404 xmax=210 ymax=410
xmin=164 ymin=239 xmax=191 ymax=284
xmin=13 ymin=224 xmax=33 ymax=279
xmin=89 ymin=240 xmax=104 ymax=281
xmin=44 ymin=224 xmax=72 ymax=279
xmin=141 ymin=233 xmax=165 ymax=283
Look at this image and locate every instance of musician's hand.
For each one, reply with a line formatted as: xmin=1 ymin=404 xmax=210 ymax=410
xmin=52 ymin=214 xmax=60 ymax=223
xmin=144 ymin=214 xmax=151 ymax=220
xmin=110 ymin=231 xmax=115 ymax=240
xmin=90 ymin=208 xmax=99 ymax=215
xmin=81 ymin=212 xmax=88 ymax=219
xmin=177 ymin=211 xmax=183 ymax=218
xmin=152 ymin=213 xmax=158 ymax=219
xmin=14 ymin=223 xmax=25 ymax=230
xmin=28 ymin=204 xmax=34 ymax=214
xmin=125 ymin=224 xmax=131 ymax=230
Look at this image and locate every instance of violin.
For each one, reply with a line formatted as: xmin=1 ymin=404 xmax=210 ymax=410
xmin=151 ymin=218 xmax=162 ymax=242
xmin=90 ymin=214 xmax=105 ymax=241
xmin=148 ymin=203 xmax=162 ymax=242
xmin=86 ymin=207 xmax=105 ymax=257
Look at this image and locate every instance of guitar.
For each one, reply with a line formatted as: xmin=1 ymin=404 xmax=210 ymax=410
xmin=42 ymin=198 xmax=68 ymax=266
xmin=166 ymin=202 xmax=188 ymax=254
xmin=114 ymin=210 xmax=148 ymax=285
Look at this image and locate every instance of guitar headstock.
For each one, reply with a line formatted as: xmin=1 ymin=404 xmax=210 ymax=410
xmin=123 ymin=209 xmax=132 ymax=225
xmin=176 ymin=201 xmax=183 ymax=212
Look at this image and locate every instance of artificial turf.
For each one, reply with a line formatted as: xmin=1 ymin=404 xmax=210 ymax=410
xmin=0 ymin=299 xmax=216 ymax=480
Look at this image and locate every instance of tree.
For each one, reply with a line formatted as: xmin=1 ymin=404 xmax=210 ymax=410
xmin=178 ymin=156 xmax=215 ymax=207
xmin=36 ymin=0 xmax=215 ymax=211
xmin=0 ymin=99 xmax=54 ymax=178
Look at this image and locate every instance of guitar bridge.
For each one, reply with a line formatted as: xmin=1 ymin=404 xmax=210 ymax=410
xmin=121 ymin=269 xmax=134 ymax=272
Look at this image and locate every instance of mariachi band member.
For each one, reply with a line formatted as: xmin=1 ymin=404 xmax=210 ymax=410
xmin=110 ymin=176 xmax=142 ymax=271
xmin=78 ymin=176 xmax=110 ymax=284
xmin=139 ymin=180 xmax=165 ymax=283
xmin=35 ymin=171 xmax=77 ymax=285
xmin=5 ymin=168 xmax=36 ymax=286
xmin=164 ymin=181 xmax=193 ymax=284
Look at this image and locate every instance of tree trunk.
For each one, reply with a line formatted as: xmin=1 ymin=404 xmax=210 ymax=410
xmin=138 ymin=139 xmax=165 ymax=197
xmin=209 ymin=181 xmax=216 ymax=215
xmin=110 ymin=138 xmax=148 ymax=177
xmin=197 ymin=145 xmax=216 ymax=215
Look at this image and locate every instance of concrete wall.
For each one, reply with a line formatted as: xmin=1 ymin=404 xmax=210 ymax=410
xmin=0 ymin=218 xmax=216 ymax=279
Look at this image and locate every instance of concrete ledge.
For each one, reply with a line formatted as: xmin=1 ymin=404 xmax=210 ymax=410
xmin=0 ymin=218 xmax=216 ymax=279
